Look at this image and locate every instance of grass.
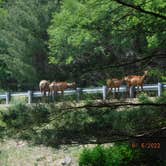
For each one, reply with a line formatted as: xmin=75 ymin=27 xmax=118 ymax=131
xmin=0 ymin=139 xmax=89 ymax=166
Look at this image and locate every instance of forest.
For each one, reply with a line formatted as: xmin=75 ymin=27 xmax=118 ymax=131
xmin=0 ymin=0 xmax=166 ymax=165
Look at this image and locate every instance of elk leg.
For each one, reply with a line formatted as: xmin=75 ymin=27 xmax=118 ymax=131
xmin=127 ymin=86 xmax=130 ymax=98
xmin=47 ymin=90 xmax=50 ymax=103
xmin=48 ymin=89 xmax=50 ymax=97
xmin=51 ymin=90 xmax=54 ymax=101
xmin=113 ymin=88 xmax=116 ymax=98
xmin=107 ymin=88 xmax=110 ymax=97
xmin=43 ymin=91 xmax=47 ymax=103
xmin=55 ymin=90 xmax=58 ymax=101
xmin=41 ymin=90 xmax=44 ymax=103
xmin=117 ymin=87 xmax=119 ymax=97
xmin=137 ymin=86 xmax=139 ymax=91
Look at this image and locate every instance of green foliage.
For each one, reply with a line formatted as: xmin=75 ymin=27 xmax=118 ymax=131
xmin=2 ymin=104 xmax=50 ymax=130
xmin=46 ymin=0 xmax=166 ymax=85
xmin=51 ymin=109 xmax=91 ymax=131
xmin=0 ymin=94 xmax=165 ymax=145
xmin=0 ymin=0 xmax=59 ymax=89
xmin=79 ymin=143 xmax=166 ymax=166
xmin=79 ymin=146 xmax=107 ymax=166
xmin=0 ymin=0 xmax=165 ymax=88
xmin=148 ymin=69 xmax=166 ymax=82
xmin=2 ymin=104 xmax=32 ymax=129
xmin=48 ymin=0 xmax=114 ymax=64
xmin=10 ymin=96 xmax=27 ymax=105
xmin=156 ymin=91 xmax=166 ymax=104
xmin=138 ymin=92 xmax=153 ymax=103
xmin=0 ymin=110 xmax=6 ymax=138
xmin=79 ymin=144 xmax=138 ymax=166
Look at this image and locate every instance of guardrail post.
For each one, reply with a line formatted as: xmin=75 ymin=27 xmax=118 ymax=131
xmin=102 ymin=86 xmax=107 ymax=100
xmin=76 ymin=88 xmax=81 ymax=102
xmin=129 ymin=86 xmax=136 ymax=98
xmin=158 ymin=82 xmax=163 ymax=97
xmin=28 ymin=90 xmax=32 ymax=104
xmin=6 ymin=92 xmax=10 ymax=104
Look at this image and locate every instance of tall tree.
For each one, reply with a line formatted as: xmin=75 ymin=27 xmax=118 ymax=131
xmin=0 ymin=0 xmax=59 ymax=90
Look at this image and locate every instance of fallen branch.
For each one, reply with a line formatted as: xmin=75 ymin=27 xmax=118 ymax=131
xmin=43 ymin=127 xmax=166 ymax=145
xmin=57 ymin=101 xmax=166 ymax=111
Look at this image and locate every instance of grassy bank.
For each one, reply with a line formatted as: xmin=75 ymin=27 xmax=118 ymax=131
xmin=0 ymin=139 xmax=88 ymax=166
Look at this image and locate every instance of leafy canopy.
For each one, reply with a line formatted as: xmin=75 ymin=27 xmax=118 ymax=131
xmin=48 ymin=0 xmax=166 ymax=66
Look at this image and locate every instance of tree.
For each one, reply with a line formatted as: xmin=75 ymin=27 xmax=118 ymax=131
xmin=48 ymin=0 xmax=166 ymax=85
xmin=0 ymin=0 xmax=59 ymax=90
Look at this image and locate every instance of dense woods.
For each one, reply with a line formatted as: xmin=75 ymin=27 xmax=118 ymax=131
xmin=0 ymin=0 xmax=59 ymax=90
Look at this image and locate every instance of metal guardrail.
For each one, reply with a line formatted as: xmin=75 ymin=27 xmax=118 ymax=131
xmin=0 ymin=83 xmax=165 ymax=104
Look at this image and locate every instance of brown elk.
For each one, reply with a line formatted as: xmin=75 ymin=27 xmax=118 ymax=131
xmin=106 ymin=78 xmax=124 ymax=95
xmin=49 ymin=81 xmax=57 ymax=97
xmin=39 ymin=80 xmax=50 ymax=96
xmin=50 ymin=81 xmax=76 ymax=95
xmin=124 ymin=71 xmax=148 ymax=91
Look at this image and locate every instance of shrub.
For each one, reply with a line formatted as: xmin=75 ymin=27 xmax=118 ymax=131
xmin=156 ymin=91 xmax=166 ymax=104
xmin=2 ymin=104 xmax=50 ymax=130
xmin=79 ymin=144 xmax=137 ymax=166
xmin=138 ymin=92 xmax=152 ymax=103
xmin=79 ymin=146 xmax=107 ymax=166
xmin=79 ymin=144 xmax=166 ymax=166
xmin=10 ymin=96 xmax=27 ymax=105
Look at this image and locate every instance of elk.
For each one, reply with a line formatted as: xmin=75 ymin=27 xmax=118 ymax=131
xmin=124 ymin=71 xmax=148 ymax=91
xmin=106 ymin=78 xmax=124 ymax=95
xmin=39 ymin=80 xmax=50 ymax=96
xmin=49 ymin=81 xmax=58 ymax=97
xmin=50 ymin=81 xmax=76 ymax=95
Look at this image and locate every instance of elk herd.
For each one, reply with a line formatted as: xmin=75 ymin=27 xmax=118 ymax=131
xmin=106 ymin=70 xmax=148 ymax=96
xmin=39 ymin=80 xmax=76 ymax=97
xmin=39 ymin=71 xmax=148 ymax=99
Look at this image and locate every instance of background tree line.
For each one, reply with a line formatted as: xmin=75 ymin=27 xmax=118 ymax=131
xmin=0 ymin=0 xmax=165 ymax=91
